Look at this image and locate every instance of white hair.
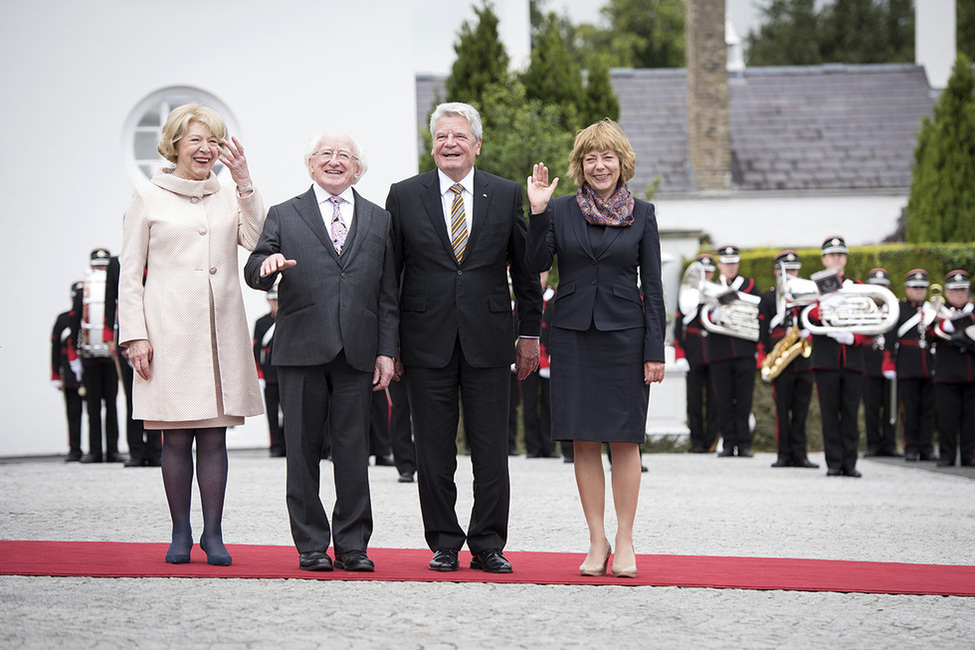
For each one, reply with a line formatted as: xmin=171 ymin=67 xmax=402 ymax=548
xmin=429 ymin=102 xmax=483 ymax=141
xmin=303 ymin=132 xmax=368 ymax=183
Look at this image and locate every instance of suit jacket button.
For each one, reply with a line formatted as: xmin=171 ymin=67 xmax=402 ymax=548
xmin=341 ymin=272 xmax=347 ymax=279
xmin=199 ymin=227 xmax=207 ymax=235
xmin=209 ymin=267 xmax=217 ymax=275
xmin=457 ymin=270 xmax=463 ymax=276
xmin=591 ymin=279 xmax=597 ymax=285
xmin=191 ymin=197 xmax=200 ymax=204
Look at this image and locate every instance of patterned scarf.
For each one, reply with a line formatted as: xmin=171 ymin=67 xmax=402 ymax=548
xmin=576 ymin=182 xmax=634 ymax=227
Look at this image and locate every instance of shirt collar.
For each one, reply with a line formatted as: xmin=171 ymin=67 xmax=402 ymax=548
xmin=438 ymin=168 xmax=475 ymax=197
xmin=313 ymin=183 xmax=356 ymax=207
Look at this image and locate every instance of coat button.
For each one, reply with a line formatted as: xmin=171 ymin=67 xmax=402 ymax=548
xmin=591 ymin=279 xmax=597 ymax=285
xmin=191 ymin=197 xmax=200 ymax=204
xmin=341 ymin=272 xmax=347 ymax=279
xmin=199 ymin=227 xmax=207 ymax=235
xmin=209 ymin=267 xmax=217 ymax=275
xmin=457 ymin=270 xmax=463 ymax=276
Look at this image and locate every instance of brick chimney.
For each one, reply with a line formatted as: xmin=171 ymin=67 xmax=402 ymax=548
xmin=686 ymin=0 xmax=731 ymax=190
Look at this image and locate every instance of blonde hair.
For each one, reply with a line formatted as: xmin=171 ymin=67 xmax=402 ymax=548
xmin=567 ymin=118 xmax=636 ymax=188
xmin=157 ymin=104 xmax=228 ymax=163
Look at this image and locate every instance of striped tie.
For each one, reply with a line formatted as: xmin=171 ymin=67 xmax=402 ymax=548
xmin=329 ymin=196 xmax=347 ymax=254
xmin=449 ymin=183 xmax=468 ymax=262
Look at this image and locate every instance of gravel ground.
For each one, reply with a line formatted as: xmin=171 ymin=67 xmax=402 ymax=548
xmin=1 ymin=449 xmax=973 ymax=648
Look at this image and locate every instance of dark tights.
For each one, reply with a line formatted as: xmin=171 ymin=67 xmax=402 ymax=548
xmin=161 ymin=428 xmax=231 ymax=564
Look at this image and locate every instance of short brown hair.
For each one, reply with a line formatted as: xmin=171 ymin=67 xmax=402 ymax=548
xmin=567 ymin=119 xmax=636 ymax=188
xmin=157 ymin=104 xmax=228 ymax=164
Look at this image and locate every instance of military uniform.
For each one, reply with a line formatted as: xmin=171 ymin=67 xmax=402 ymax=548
xmin=253 ymin=302 xmax=285 ymax=458
xmin=892 ymin=269 xmax=938 ymax=461
xmin=930 ymin=270 xmax=975 ymax=467
xmin=860 ymin=268 xmax=901 ymax=457
xmin=51 ymin=282 xmax=85 ymax=461
xmin=674 ymin=253 xmax=718 ymax=453
xmin=758 ymin=250 xmax=817 ymax=468
xmin=707 ymin=245 xmax=760 ymax=457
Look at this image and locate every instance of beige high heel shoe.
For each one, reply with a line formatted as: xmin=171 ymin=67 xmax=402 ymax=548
xmin=579 ymin=543 xmax=612 ymax=577
xmin=611 ymin=545 xmax=637 ymax=578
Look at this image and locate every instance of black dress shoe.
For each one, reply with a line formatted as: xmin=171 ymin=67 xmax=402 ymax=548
xmin=269 ymin=448 xmax=286 ymax=458
xmin=737 ymin=447 xmax=754 ymax=458
xmin=146 ymin=457 xmax=162 ymax=467
xmin=794 ymin=458 xmax=820 ymax=469
xmin=771 ymin=457 xmax=793 ymax=468
xmin=937 ymin=459 xmax=954 ymax=467
xmin=335 ymin=550 xmax=375 ymax=572
xmin=123 ymin=458 xmax=146 ymax=468
xmin=717 ymin=448 xmax=735 ymax=457
xmin=106 ymin=453 xmax=127 ymax=463
xmin=470 ymin=549 xmax=512 ymax=573
xmin=299 ymin=550 xmax=333 ymax=571
xmin=397 ymin=472 xmax=414 ymax=483
xmin=64 ymin=451 xmax=83 ymax=462
xmin=826 ymin=468 xmax=843 ymax=476
xmin=843 ymin=468 xmax=862 ymax=478
xmin=863 ymin=449 xmax=879 ymax=458
xmin=79 ymin=454 xmax=103 ymax=464
xmin=429 ymin=548 xmax=459 ymax=572
xmin=920 ymin=453 xmax=939 ymax=462
xmin=904 ymin=452 xmax=920 ymax=461
xmin=374 ymin=455 xmax=396 ymax=467
xmin=880 ymin=450 xmax=904 ymax=458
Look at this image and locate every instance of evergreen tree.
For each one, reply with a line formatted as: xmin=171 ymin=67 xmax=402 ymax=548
xmin=961 ymin=0 xmax=975 ymax=61
xmin=446 ymin=0 xmax=510 ymax=105
xmin=746 ymin=0 xmax=822 ymax=65
xmin=582 ymin=53 xmax=620 ymax=125
xmin=577 ymin=0 xmax=684 ymax=69
xmin=522 ymin=11 xmax=584 ymax=129
xmin=906 ymin=55 xmax=975 ymax=243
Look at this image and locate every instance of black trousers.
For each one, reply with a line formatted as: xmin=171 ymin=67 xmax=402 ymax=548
xmin=935 ymin=382 xmax=975 ymax=465
xmin=118 ymin=355 xmax=160 ymax=463
xmin=406 ymin=341 xmax=510 ymax=554
xmin=369 ymin=389 xmax=391 ymax=457
xmin=63 ymin=387 xmax=83 ymax=455
xmin=521 ymin=370 xmax=554 ymax=457
xmin=773 ymin=371 xmax=813 ymax=461
xmin=278 ymin=352 xmax=373 ymax=555
xmin=82 ymin=358 xmax=119 ymax=458
xmin=710 ymin=357 xmax=756 ymax=449
xmin=899 ymin=377 xmax=936 ymax=457
xmin=387 ymin=376 xmax=416 ymax=475
xmin=815 ymin=369 xmax=863 ymax=471
xmin=863 ymin=375 xmax=897 ymax=453
xmin=263 ymin=382 xmax=285 ymax=454
xmin=686 ymin=363 xmax=717 ymax=450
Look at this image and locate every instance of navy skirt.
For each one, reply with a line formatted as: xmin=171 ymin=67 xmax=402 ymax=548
xmin=549 ymin=324 xmax=649 ymax=443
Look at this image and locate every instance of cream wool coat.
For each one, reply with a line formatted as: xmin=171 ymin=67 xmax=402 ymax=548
xmin=119 ymin=169 xmax=266 ymax=426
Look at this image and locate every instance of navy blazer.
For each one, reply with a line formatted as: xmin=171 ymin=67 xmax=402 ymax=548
xmin=244 ymin=186 xmax=398 ymax=373
xmin=526 ymin=194 xmax=666 ymax=363
xmin=386 ymin=168 xmax=541 ymax=369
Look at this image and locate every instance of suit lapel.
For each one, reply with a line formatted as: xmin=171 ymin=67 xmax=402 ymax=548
xmin=567 ymin=199 xmax=596 ymax=259
xmin=294 ymin=186 xmax=337 ymax=260
xmin=420 ymin=170 xmax=455 ymax=260
xmin=465 ymin=169 xmax=491 ymax=263
xmin=340 ymin=189 xmax=371 ymax=266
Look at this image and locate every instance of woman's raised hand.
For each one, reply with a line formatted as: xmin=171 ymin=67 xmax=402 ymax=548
xmin=220 ymin=136 xmax=252 ymax=190
xmin=527 ymin=162 xmax=559 ymax=215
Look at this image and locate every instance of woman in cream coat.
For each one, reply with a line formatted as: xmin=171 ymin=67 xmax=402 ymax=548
xmin=119 ymin=104 xmax=265 ymax=566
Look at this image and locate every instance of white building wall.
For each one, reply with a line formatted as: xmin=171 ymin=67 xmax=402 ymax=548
xmin=0 ymin=0 xmax=417 ymax=456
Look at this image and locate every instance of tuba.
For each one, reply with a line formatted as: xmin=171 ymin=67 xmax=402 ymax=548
xmin=678 ymin=262 xmax=760 ymax=342
xmin=795 ymin=269 xmax=900 ymax=336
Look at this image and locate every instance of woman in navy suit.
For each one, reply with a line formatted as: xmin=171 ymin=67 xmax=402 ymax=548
xmin=526 ymin=119 xmax=666 ymax=578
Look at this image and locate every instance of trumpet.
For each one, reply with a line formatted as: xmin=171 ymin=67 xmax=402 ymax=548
xmin=921 ymin=284 xmax=946 ymax=327
xmin=761 ymin=324 xmax=812 ymax=381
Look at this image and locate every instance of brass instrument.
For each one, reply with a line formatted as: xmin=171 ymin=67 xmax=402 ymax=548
xmin=921 ymin=283 xmax=946 ymax=327
xmin=760 ymin=325 xmax=812 ymax=381
xmin=799 ymin=283 xmax=900 ymax=336
xmin=679 ymin=262 xmax=760 ymax=341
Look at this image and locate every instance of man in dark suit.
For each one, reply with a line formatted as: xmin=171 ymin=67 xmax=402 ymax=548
xmin=385 ymin=102 xmax=542 ymax=574
xmin=245 ymin=132 xmax=398 ymax=573
xmin=253 ymin=286 xmax=285 ymax=457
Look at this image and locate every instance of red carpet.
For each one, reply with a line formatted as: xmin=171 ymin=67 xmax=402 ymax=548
xmin=1 ymin=540 xmax=972 ymax=596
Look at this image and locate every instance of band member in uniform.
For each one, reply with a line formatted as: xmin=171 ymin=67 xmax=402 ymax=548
xmin=808 ymin=235 xmax=865 ymax=477
xmin=522 ymin=271 xmax=557 ymax=458
xmin=861 ymin=268 xmax=902 ymax=458
xmin=71 ymin=248 xmax=124 ymax=464
xmin=708 ymin=245 xmax=760 ymax=458
xmin=253 ymin=286 xmax=285 ymax=457
xmin=674 ymin=253 xmax=719 ymax=453
xmin=930 ymin=270 xmax=975 ymax=467
xmin=758 ymin=250 xmax=818 ymax=468
xmin=893 ymin=270 xmax=938 ymax=462
xmin=52 ymin=281 xmax=85 ymax=462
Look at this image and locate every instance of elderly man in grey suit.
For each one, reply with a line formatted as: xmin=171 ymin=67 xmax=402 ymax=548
xmin=386 ymin=102 xmax=542 ymax=573
xmin=245 ymin=133 xmax=397 ymax=573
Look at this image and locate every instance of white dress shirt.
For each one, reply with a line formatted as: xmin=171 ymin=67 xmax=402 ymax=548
xmin=313 ymin=183 xmax=356 ymax=231
xmin=438 ymin=168 xmax=474 ymax=237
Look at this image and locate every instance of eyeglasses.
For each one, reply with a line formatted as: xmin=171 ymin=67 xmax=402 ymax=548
xmin=312 ymin=149 xmax=358 ymax=163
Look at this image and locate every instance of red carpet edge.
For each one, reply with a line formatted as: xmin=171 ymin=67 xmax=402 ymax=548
xmin=1 ymin=540 xmax=972 ymax=596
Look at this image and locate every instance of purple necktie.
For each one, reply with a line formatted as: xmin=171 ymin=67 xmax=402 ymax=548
xmin=329 ymin=196 xmax=347 ymax=254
